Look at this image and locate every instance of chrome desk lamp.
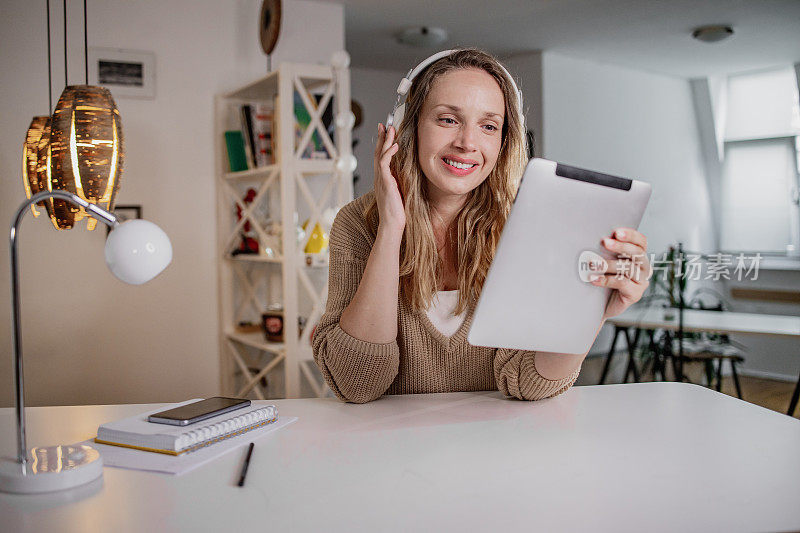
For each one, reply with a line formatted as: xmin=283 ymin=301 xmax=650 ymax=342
xmin=1 ymin=190 xmax=172 ymax=493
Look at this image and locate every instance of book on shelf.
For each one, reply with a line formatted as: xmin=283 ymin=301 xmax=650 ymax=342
xmin=95 ymin=400 xmax=279 ymax=456
xmin=224 ymin=130 xmax=249 ymax=172
xmin=240 ymin=104 xmax=256 ymax=169
xmin=237 ymin=103 xmax=275 ymax=169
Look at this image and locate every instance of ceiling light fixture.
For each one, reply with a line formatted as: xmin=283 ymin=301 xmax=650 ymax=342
xmin=692 ymin=25 xmax=734 ymax=43
xmin=397 ymin=26 xmax=448 ymax=48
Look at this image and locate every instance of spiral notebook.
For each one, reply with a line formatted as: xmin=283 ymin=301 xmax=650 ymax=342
xmin=95 ymin=399 xmax=279 ymax=456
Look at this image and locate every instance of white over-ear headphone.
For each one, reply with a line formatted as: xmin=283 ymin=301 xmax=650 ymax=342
xmin=386 ymin=49 xmax=524 ymax=130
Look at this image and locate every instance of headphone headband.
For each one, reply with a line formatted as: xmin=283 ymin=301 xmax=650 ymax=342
xmin=386 ymin=49 xmax=524 ymax=130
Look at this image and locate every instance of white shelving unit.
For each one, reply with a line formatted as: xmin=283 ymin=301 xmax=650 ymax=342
xmin=215 ymin=60 xmax=353 ymax=399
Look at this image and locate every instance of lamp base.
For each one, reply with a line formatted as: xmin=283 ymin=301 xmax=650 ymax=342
xmin=0 ymin=443 xmax=103 ymax=494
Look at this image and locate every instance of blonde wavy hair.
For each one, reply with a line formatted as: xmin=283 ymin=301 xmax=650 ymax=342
xmin=365 ymin=48 xmax=528 ymax=315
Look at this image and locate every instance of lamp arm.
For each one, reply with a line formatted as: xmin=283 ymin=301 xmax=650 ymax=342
xmin=9 ymin=190 xmax=118 ymax=469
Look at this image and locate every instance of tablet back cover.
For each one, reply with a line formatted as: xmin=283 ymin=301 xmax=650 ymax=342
xmin=468 ymin=158 xmax=651 ymax=354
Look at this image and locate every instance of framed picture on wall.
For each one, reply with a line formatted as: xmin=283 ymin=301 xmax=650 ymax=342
xmin=88 ymin=48 xmax=155 ymax=99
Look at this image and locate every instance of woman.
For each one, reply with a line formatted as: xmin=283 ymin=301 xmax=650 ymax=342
xmin=312 ymin=49 xmax=650 ymax=403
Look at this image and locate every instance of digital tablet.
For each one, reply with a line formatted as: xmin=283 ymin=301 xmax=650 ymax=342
xmin=468 ymin=158 xmax=652 ymax=354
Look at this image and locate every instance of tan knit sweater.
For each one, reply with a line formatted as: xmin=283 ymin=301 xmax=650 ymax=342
xmin=312 ymin=192 xmax=581 ymax=403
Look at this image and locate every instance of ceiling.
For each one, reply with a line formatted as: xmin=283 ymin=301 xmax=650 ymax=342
xmin=322 ymin=0 xmax=800 ymax=78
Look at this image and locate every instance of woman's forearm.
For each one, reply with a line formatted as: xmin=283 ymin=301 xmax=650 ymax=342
xmin=533 ymin=319 xmax=607 ymax=380
xmin=339 ymin=227 xmax=402 ymax=343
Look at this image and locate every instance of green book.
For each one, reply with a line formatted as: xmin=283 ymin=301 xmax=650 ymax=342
xmin=224 ymin=130 xmax=248 ymax=172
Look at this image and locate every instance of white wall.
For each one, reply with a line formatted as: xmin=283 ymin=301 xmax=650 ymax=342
xmin=503 ymin=51 xmax=544 ymax=157
xmin=350 ymin=66 xmax=406 ymax=199
xmin=542 ymin=52 xmax=716 ymax=256
xmin=0 ymin=0 xmax=344 ymax=407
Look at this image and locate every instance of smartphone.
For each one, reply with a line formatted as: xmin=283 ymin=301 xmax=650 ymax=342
xmin=147 ymin=397 xmax=251 ymax=426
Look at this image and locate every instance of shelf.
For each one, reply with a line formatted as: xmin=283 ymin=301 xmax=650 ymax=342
xmin=225 ymin=252 xmax=329 ymax=268
xmin=224 ymin=165 xmax=278 ymax=182
xmin=226 ymin=253 xmax=283 ymax=264
xmin=217 ymin=61 xmax=352 ymax=399
xmin=226 ymin=329 xmax=285 ymax=354
xmin=225 ymin=70 xmax=279 ymax=101
xmin=224 ymin=161 xmax=333 ymax=181
xmin=224 ymin=64 xmax=334 ymax=101
xmin=296 ymin=159 xmax=336 ymax=174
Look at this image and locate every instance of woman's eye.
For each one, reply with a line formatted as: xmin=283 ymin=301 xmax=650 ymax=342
xmin=483 ymin=124 xmax=498 ymax=132
xmin=438 ymin=117 xmax=456 ymax=125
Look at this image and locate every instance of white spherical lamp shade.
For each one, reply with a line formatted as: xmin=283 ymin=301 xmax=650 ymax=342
xmin=105 ymin=219 xmax=172 ymax=285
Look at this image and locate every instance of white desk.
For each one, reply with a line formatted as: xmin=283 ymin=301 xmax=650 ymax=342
xmin=2 ymin=384 xmax=799 ymax=533
xmin=601 ymin=307 xmax=800 ymax=414
xmin=610 ymin=307 xmax=800 ymax=337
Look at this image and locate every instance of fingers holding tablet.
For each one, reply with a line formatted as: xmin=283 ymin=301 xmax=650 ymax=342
xmin=602 ymin=227 xmax=652 ymax=283
xmin=613 ymin=227 xmax=647 ymax=251
xmin=602 ymin=234 xmax=646 ymax=259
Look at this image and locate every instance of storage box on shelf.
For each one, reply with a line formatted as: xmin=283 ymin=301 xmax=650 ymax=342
xmin=215 ymin=58 xmax=353 ymax=399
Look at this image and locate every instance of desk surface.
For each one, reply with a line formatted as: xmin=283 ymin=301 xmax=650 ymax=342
xmin=609 ymin=306 xmax=800 ymax=336
xmin=2 ymin=384 xmax=799 ymax=533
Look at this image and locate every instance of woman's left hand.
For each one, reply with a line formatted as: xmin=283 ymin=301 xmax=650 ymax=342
xmin=590 ymin=227 xmax=651 ymax=321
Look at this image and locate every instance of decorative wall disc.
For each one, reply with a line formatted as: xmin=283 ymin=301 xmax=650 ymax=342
xmin=259 ymin=0 xmax=282 ymax=55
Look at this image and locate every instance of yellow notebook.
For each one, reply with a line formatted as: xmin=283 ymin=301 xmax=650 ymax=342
xmin=95 ymin=400 xmax=278 ymax=456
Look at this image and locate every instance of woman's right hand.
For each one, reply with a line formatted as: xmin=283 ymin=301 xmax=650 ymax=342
xmin=373 ymin=123 xmax=405 ymax=237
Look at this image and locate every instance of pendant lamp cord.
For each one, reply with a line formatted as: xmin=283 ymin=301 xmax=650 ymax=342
xmin=46 ymin=0 xmax=52 ymax=112
xmin=83 ymin=0 xmax=87 ymax=84
xmin=63 ymin=0 xmax=67 ymax=86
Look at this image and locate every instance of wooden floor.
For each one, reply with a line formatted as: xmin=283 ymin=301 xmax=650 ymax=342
xmin=717 ymin=374 xmax=799 ymax=419
xmin=579 ymin=356 xmax=799 ymax=420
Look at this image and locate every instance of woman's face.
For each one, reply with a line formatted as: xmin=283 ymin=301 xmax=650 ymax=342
xmin=417 ymin=68 xmax=505 ymax=201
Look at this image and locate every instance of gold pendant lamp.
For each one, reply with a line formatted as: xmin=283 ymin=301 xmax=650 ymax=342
xmin=22 ymin=116 xmax=50 ymax=217
xmin=49 ymin=85 xmax=124 ymax=230
xmin=34 ymin=118 xmax=68 ymax=227
xmin=22 ymin=0 xmax=125 ymax=231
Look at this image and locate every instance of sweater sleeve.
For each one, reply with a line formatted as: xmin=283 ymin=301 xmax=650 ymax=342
xmin=493 ymin=349 xmax=581 ymax=401
xmin=311 ymin=207 xmax=400 ymax=404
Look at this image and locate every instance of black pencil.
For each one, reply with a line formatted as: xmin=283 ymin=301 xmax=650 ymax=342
xmin=237 ymin=442 xmax=255 ymax=487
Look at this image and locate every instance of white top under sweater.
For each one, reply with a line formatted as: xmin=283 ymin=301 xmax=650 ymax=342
xmin=425 ymin=290 xmax=466 ymax=337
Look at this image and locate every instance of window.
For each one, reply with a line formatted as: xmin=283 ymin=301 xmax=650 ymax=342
xmin=720 ymin=67 xmax=800 ymax=255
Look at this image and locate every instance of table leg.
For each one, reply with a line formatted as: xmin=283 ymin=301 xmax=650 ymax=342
xmin=623 ymin=328 xmax=641 ymax=384
xmin=730 ymin=360 xmax=743 ymax=400
xmin=788 ymin=372 xmax=800 ymax=417
xmin=661 ymin=331 xmax=678 ymax=381
xmin=677 ymin=336 xmax=685 ymax=382
xmin=599 ymin=326 xmax=622 ymax=385
xmin=648 ymin=330 xmax=665 ymax=381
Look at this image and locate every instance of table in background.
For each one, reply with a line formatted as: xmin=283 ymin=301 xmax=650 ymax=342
xmin=2 ymin=385 xmax=800 ymax=532
xmin=599 ymin=306 xmax=800 ymax=415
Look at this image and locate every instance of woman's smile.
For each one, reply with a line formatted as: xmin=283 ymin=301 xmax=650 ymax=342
xmin=441 ymin=155 xmax=479 ymax=176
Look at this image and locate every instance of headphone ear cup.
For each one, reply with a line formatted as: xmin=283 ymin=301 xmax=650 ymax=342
xmin=392 ymin=104 xmax=405 ymax=131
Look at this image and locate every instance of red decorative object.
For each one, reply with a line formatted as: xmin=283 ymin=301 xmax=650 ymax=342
xmin=235 ymin=188 xmax=259 ymax=254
